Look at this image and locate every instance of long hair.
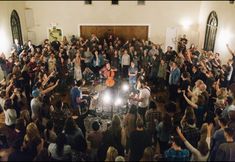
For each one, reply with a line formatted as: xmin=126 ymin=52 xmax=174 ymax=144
xmin=198 ymin=140 xmax=209 ymax=156
xmin=111 ymin=115 xmax=122 ymax=138
xmin=200 ymin=123 xmax=208 ymax=141
xmin=26 ymin=122 xmax=40 ymax=142
xmin=128 ymin=105 xmax=138 ymax=130
xmin=140 ymin=147 xmax=154 ymax=162
xmin=105 ymin=146 xmax=118 ymax=162
xmin=20 ymin=109 xmax=31 ymax=125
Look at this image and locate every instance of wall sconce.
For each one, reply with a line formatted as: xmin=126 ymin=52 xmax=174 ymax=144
xmin=181 ymin=18 xmax=192 ymax=30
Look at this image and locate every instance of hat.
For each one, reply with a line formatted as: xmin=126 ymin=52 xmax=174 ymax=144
xmin=32 ymin=89 xmax=40 ymax=98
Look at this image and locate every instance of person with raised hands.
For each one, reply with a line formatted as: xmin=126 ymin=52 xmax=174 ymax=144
xmin=176 ymin=123 xmax=213 ymax=161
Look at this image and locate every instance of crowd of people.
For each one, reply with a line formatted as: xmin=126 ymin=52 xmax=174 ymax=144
xmin=0 ymin=32 xmax=235 ymax=162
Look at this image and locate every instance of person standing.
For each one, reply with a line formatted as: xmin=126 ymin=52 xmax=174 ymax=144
xmin=123 ymin=105 xmax=140 ymax=153
xmin=129 ymin=118 xmax=151 ymax=161
xmin=87 ymin=121 xmax=103 ymax=161
xmin=93 ymin=50 xmax=102 ymax=77
xmin=156 ymin=113 xmax=173 ymax=154
xmin=169 ymin=61 xmax=181 ymax=102
xmin=48 ymin=133 xmax=72 ymax=161
xmin=157 ymin=59 xmax=167 ymax=91
xmin=30 ymin=89 xmax=42 ymax=121
xmin=141 ymin=50 xmax=150 ymax=78
xmin=3 ymin=98 xmax=17 ymax=128
xmin=131 ymin=79 xmax=151 ymax=125
xmin=128 ymin=61 xmax=138 ymax=91
xmin=164 ymin=136 xmax=190 ymax=162
xmin=148 ymin=45 xmax=158 ymax=57
xmin=121 ymin=50 xmax=130 ymax=79
xmin=12 ymin=39 xmax=23 ymax=55
xmin=48 ymin=53 xmax=57 ymax=74
xmin=178 ymin=72 xmax=191 ymax=113
xmin=226 ymin=59 xmax=233 ymax=86
xmin=209 ymin=117 xmax=228 ymax=161
xmin=149 ymin=55 xmax=160 ymax=90
xmin=111 ymin=50 xmax=120 ymax=77
xmin=215 ymin=127 xmax=235 ymax=161
xmin=226 ymin=44 xmax=235 ymax=84
xmin=83 ymin=47 xmax=93 ymax=69
xmin=73 ymin=51 xmax=83 ymax=82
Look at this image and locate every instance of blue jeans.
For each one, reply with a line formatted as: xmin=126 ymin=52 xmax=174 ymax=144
xmin=129 ymin=77 xmax=136 ymax=92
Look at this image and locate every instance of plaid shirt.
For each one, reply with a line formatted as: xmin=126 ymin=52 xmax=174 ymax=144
xmin=182 ymin=125 xmax=200 ymax=148
xmin=165 ymin=148 xmax=190 ymax=162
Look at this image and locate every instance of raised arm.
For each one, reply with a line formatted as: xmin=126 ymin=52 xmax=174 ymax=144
xmin=176 ymin=127 xmax=187 ymax=141
xmin=0 ymin=78 xmax=6 ymax=86
xmin=10 ymin=88 xmax=18 ymax=100
xmin=81 ymin=39 xmax=88 ymax=46
xmin=187 ymin=86 xmax=193 ymax=97
xmin=183 ymin=91 xmax=198 ymax=109
xmin=176 ymin=127 xmax=201 ymax=156
xmin=42 ymin=71 xmax=55 ymax=87
xmin=41 ymin=80 xmax=59 ymax=95
xmin=180 ymin=114 xmax=186 ymax=128
xmin=6 ymin=81 xmax=14 ymax=97
xmin=206 ymin=123 xmax=213 ymax=149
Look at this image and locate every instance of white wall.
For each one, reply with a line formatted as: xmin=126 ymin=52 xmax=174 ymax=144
xmin=25 ymin=1 xmax=201 ymax=49
xmin=1 ymin=1 xmax=234 ymax=64
xmin=198 ymin=1 xmax=235 ymax=63
xmin=0 ymin=1 xmax=26 ymax=55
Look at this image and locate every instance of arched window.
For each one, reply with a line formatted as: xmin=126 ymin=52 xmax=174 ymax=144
xmin=203 ymin=11 xmax=218 ymax=52
xmin=10 ymin=10 xmax=23 ymax=45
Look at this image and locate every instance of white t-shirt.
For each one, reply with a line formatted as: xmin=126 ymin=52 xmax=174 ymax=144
xmin=138 ymin=87 xmax=151 ymax=108
xmin=122 ymin=53 xmax=130 ymax=66
xmin=228 ymin=105 xmax=235 ymax=112
xmin=4 ymin=109 xmax=17 ymax=126
xmin=48 ymin=143 xmax=72 ymax=161
xmin=30 ymin=98 xmax=42 ymax=120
